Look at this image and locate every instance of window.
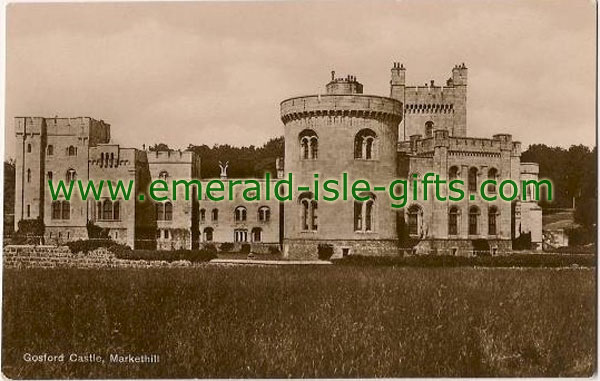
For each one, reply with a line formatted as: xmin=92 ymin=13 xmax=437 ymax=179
xmin=68 ymin=146 xmax=77 ymax=156
xmin=468 ymin=167 xmax=478 ymax=192
xmin=299 ymin=192 xmax=317 ymax=231
xmin=234 ymin=229 xmax=248 ymax=242
xmin=27 ymin=169 xmax=31 ymax=183
xmin=164 ymin=229 xmax=170 ymax=239
xmin=488 ymin=206 xmax=498 ymax=235
xmin=27 ymin=144 xmax=32 ymax=153
xmin=156 ymin=203 xmax=164 ymax=220
xmin=448 ymin=206 xmax=459 ymax=235
xmin=61 ymin=201 xmax=70 ymax=220
xmin=204 ymin=227 xmax=213 ymax=242
xmin=47 ymin=145 xmax=54 ymax=156
xmin=234 ymin=206 xmax=247 ymax=222
xmin=354 ymin=194 xmax=375 ymax=232
xmin=103 ymin=200 xmax=113 ymax=220
xmin=407 ymin=205 xmax=422 ymax=236
xmin=449 ymin=166 xmax=459 ymax=181
xmin=425 ymin=121 xmax=434 ymax=137
xmin=487 ymin=168 xmax=498 ymax=193
xmin=212 ymin=208 xmax=219 ymax=222
xmin=27 ymin=204 xmax=31 ymax=218
xmin=299 ymin=129 xmax=318 ymax=160
xmin=52 ymin=201 xmax=61 ymax=219
xmin=164 ymin=202 xmax=173 ymax=221
xmin=251 ymin=227 xmax=262 ymax=242
xmin=66 ymin=169 xmax=77 ymax=183
xmin=159 ymin=171 xmax=169 ymax=181
xmin=47 ymin=171 xmax=53 ymax=181
xmin=113 ymin=201 xmax=120 ymax=220
xmin=469 ymin=206 xmax=480 ymax=235
xmin=200 ymin=208 xmax=206 ymax=222
xmin=258 ymin=206 xmax=270 ymax=222
xmin=354 ymin=129 xmax=377 ymax=159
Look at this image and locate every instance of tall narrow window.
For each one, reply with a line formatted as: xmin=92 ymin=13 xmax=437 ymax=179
xmin=234 ymin=206 xmax=247 ymax=222
xmin=200 ymin=208 xmax=206 ymax=222
xmin=212 ymin=208 xmax=219 ymax=222
xmin=68 ymin=146 xmax=77 ymax=156
xmin=27 ymin=144 xmax=32 ymax=153
xmin=113 ymin=201 xmax=120 ymax=220
xmin=299 ymin=192 xmax=317 ymax=231
xmin=354 ymin=201 xmax=363 ymax=231
xmin=407 ymin=205 xmax=422 ymax=236
xmin=488 ymin=206 xmax=498 ymax=235
xmin=354 ymin=195 xmax=375 ymax=232
xmin=310 ymin=200 xmax=318 ymax=230
xmin=61 ymin=201 xmax=70 ymax=220
xmin=258 ymin=206 xmax=270 ymax=222
xmin=52 ymin=201 xmax=61 ymax=219
xmin=27 ymin=169 xmax=31 ymax=183
xmin=469 ymin=206 xmax=480 ymax=235
xmin=365 ymin=200 xmax=373 ymax=232
xmin=468 ymin=167 xmax=478 ymax=192
xmin=27 ymin=204 xmax=31 ymax=218
xmin=301 ymin=199 xmax=309 ymax=230
xmin=425 ymin=121 xmax=434 ymax=137
xmin=156 ymin=203 xmax=164 ymax=220
xmin=448 ymin=206 xmax=459 ymax=235
xmin=488 ymin=168 xmax=498 ymax=193
xmin=46 ymin=145 xmax=54 ymax=156
xmin=299 ymin=129 xmax=318 ymax=160
xmin=449 ymin=166 xmax=459 ymax=181
xmin=204 ymin=227 xmax=213 ymax=242
xmin=354 ymin=129 xmax=377 ymax=159
xmin=165 ymin=202 xmax=173 ymax=221
xmin=252 ymin=227 xmax=262 ymax=242
xmin=66 ymin=169 xmax=77 ymax=183
xmin=103 ymin=199 xmax=113 ymax=220
xmin=47 ymin=171 xmax=53 ymax=181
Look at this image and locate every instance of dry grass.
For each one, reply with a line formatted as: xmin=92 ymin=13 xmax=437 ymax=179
xmin=2 ymin=265 xmax=596 ymax=378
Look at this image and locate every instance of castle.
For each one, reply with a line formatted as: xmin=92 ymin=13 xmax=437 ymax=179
xmin=14 ymin=63 xmax=542 ymax=257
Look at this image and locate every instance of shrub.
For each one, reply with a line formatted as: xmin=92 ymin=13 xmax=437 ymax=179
xmin=67 ymin=239 xmax=113 ymax=254
xmin=86 ymin=221 xmax=109 ymax=239
xmin=13 ymin=217 xmax=45 ymax=245
xmin=219 ymin=242 xmax=234 ymax=252
xmin=318 ymin=244 xmax=334 ymax=260
xmin=241 ymin=244 xmax=251 ymax=254
xmin=268 ymin=246 xmax=281 ymax=255
xmin=513 ymin=232 xmax=532 ymax=250
xmin=113 ymin=248 xmax=216 ymax=263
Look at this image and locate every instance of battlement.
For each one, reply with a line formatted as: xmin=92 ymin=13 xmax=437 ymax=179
xmin=89 ymin=145 xmax=137 ymax=168
xmin=147 ymin=149 xmax=195 ymax=164
xmin=280 ymin=94 xmax=402 ymax=123
xmin=15 ymin=116 xmax=110 ymax=145
xmin=520 ymin=162 xmax=539 ymax=175
xmin=326 ymin=72 xmax=363 ymax=94
xmin=398 ymin=132 xmax=521 ymax=156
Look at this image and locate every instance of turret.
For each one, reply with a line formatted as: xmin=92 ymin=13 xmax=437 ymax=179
xmin=390 ymin=62 xmax=405 ymax=100
xmin=452 ymin=63 xmax=468 ymax=86
xmin=326 ymin=72 xmax=363 ymax=94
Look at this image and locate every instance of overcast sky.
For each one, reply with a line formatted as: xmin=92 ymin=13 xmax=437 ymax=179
xmin=5 ymin=0 xmax=596 ymax=160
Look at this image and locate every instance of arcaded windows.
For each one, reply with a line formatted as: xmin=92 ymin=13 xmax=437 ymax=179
xmin=234 ymin=206 xmax=247 ymax=222
xmin=407 ymin=204 xmax=422 ymax=236
xmin=354 ymin=129 xmax=377 ymax=160
xmin=52 ymin=201 xmax=70 ymax=220
xmin=449 ymin=166 xmax=459 ymax=181
xmin=425 ymin=121 xmax=434 ymax=138
xmin=234 ymin=229 xmax=248 ymax=242
xmin=26 ymin=169 xmax=31 ymax=183
xmin=488 ymin=206 xmax=498 ymax=235
xmin=46 ymin=145 xmax=54 ymax=156
xmin=204 ymin=227 xmax=214 ymax=242
xmin=156 ymin=202 xmax=173 ymax=221
xmin=469 ymin=206 xmax=480 ymax=235
xmin=27 ymin=144 xmax=32 ymax=153
xmin=200 ymin=208 xmax=206 ymax=222
xmin=66 ymin=168 xmax=77 ymax=182
xmin=448 ymin=206 xmax=459 ymax=236
xmin=299 ymin=129 xmax=318 ymax=160
xmin=468 ymin=167 xmax=478 ymax=192
xmin=67 ymin=145 xmax=77 ymax=156
xmin=258 ymin=206 xmax=271 ymax=222
xmin=487 ymin=168 xmax=498 ymax=193
xmin=354 ymin=194 xmax=375 ymax=232
xmin=159 ymin=170 xmax=169 ymax=181
xmin=97 ymin=200 xmax=120 ymax=221
xmin=211 ymin=208 xmax=219 ymax=222
xmin=299 ymin=192 xmax=318 ymax=231
xmin=251 ymin=227 xmax=262 ymax=242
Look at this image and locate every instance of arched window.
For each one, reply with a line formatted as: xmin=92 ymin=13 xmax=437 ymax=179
xmin=68 ymin=145 xmax=77 ymax=156
xmin=487 ymin=168 xmax=498 ymax=193
xmin=159 ymin=170 xmax=169 ymax=181
xmin=468 ymin=167 xmax=478 ymax=192
xmin=200 ymin=208 xmax=206 ymax=222
xmin=448 ymin=206 xmax=459 ymax=236
xmin=354 ymin=129 xmax=377 ymax=159
xmin=26 ymin=169 xmax=31 ymax=183
xmin=425 ymin=121 xmax=434 ymax=137
xmin=165 ymin=202 xmax=173 ymax=221
xmin=488 ymin=206 xmax=498 ymax=235
xmin=204 ymin=227 xmax=213 ymax=242
xmin=96 ymin=201 xmax=102 ymax=220
xmin=234 ymin=206 xmax=247 ymax=222
xmin=299 ymin=129 xmax=318 ymax=160
xmin=469 ymin=206 xmax=480 ymax=235
xmin=407 ymin=205 xmax=422 ymax=236
xmin=234 ymin=229 xmax=248 ymax=242
xmin=258 ymin=206 xmax=270 ymax=222
xmin=449 ymin=166 xmax=459 ymax=181
xmin=299 ymin=192 xmax=317 ymax=231
xmin=103 ymin=199 xmax=113 ymax=220
xmin=61 ymin=201 xmax=70 ymax=220
xmin=27 ymin=144 xmax=32 ymax=153
xmin=46 ymin=145 xmax=54 ymax=156
xmin=113 ymin=201 xmax=120 ymax=220
xmin=212 ymin=208 xmax=219 ymax=222
xmin=354 ymin=193 xmax=376 ymax=232
xmin=66 ymin=169 xmax=77 ymax=182
xmin=251 ymin=227 xmax=262 ymax=242
xmin=52 ymin=201 xmax=61 ymax=219
xmin=156 ymin=203 xmax=164 ymax=220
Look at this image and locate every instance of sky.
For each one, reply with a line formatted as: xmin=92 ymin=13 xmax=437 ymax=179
xmin=4 ymin=0 xmax=596 ymax=160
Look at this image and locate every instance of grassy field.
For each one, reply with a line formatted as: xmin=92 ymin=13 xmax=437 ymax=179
xmin=2 ymin=265 xmax=596 ymax=378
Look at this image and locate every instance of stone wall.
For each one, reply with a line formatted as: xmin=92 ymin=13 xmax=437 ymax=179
xmin=3 ymin=245 xmax=199 ymax=269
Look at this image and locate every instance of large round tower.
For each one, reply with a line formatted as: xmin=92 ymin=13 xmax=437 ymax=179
xmin=280 ymin=73 xmax=403 ymax=259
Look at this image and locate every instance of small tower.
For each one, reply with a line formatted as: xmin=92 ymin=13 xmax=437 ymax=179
xmin=390 ymin=62 xmax=406 ymax=100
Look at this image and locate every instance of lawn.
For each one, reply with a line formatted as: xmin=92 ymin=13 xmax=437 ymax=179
xmin=2 ymin=265 xmax=596 ymax=378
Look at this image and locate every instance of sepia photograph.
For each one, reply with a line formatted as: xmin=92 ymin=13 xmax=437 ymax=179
xmin=1 ymin=0 xmax=597 ymax=378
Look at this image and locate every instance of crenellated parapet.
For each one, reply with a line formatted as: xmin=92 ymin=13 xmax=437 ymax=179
xmin=398 ymin=132 xmax=521 ymax=157
xmin=280 ymin=94 xmax=402 ymax=124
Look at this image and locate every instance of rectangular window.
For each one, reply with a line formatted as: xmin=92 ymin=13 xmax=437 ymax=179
xmin=27 ymin=205 xmax=31 ymax=218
